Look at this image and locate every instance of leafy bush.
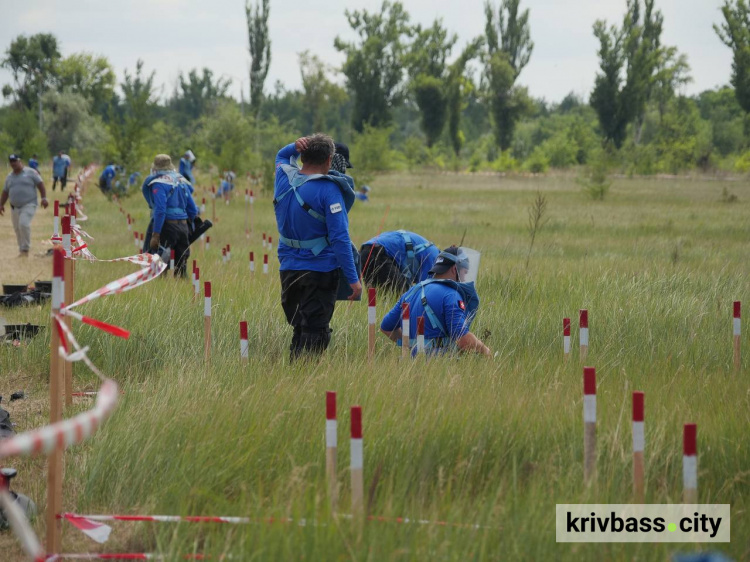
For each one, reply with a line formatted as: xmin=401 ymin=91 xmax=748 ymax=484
xmin=522 ymin=146 xmax=549 ymax=173
xmin=578 ymin=148 xmax=612 ymax=200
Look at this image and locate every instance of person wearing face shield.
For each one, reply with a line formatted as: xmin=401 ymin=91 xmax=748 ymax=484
xmin=179 ymin=150 xmax=197 ymax=191
xmin=380 ymin=245 xmax=491 ymax=357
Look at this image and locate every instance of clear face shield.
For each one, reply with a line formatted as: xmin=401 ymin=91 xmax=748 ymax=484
xmin=185 ymin=150 xmax=196 ymax=163
xmin=456 ymin=247 xmax=480 ymax=283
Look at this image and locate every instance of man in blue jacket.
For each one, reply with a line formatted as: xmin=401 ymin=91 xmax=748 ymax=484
xmin=274 ymin=134 xmax=361 ymax=360
xmin=380 ymin=246 xmax=491 ymax=357
xmin=143 ymin=154 xmax=198 ymax=277
xmin=28 ymin=154 xmax=39 ymax=172
xmin=51 ymin=150 xmax=71 ymax=191
xmin=98 ymin=163 xmax=117 ymax=193
xmin=360 ymin=230 xmax=440 ymax=293
xmin=179 ymin=149 xmax=196 ymax=187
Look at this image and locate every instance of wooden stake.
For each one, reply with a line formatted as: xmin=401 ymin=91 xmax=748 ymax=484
xmin=632 ymin=391 xmax=645 ymax=503
xmin=326 ymin=392 xmax=338 ymax=510
xmin=683 ymin=423 xmax=697 ymax=503
xmin=402 ymin=303 xmax=410 ymax=359
xmin=204 ymin=282 xmax=212 ymax=364
xmin=583 ymin=367 xmax=596 ymax=486
xmin=368 ymin=288 xmax=376 ymax=363
xmin=350 ymin=406 xmax=363 ymax=517
xmin=733 ymin=301 xmax=741 ymax=372
xmin=579 ymin=309 xmax=589 ymax=361
xmin=47 ymin=246 xmax=65 ymax=554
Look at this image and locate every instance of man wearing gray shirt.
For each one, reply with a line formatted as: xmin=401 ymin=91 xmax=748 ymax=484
xmin=1 ymin=154 xmax=48 ymax=257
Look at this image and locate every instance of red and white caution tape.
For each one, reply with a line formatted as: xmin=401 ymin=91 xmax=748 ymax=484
xmin=45 ymin=554 xmax=207 ymax=561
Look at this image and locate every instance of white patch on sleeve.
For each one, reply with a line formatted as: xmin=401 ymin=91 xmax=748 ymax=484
xmin=329 ymin=203 xmax=342 ymax=214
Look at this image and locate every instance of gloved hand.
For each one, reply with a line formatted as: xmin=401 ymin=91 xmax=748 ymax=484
xmin=149 ymin=232 xmax=161 ymax=252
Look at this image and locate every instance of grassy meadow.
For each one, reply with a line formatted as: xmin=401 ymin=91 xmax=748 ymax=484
xmin=0 ymin=167 xmax=749 ymax=560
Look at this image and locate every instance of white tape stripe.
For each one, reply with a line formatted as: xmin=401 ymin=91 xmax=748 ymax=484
xmin=632 ymin=421 xmax=644 ymax=452
xmin=326 ymin=419 xmax=337 ymax=448
xmin=204 ymin=297 xmax=212 ymax=317
xmin=583 ymin=395 xmax=596 ymax=423
xmin=240 ymin=340 xmax=249 ymax=359
xmin=683 ymin=455 xmax=697 ymax=489
xmin=52 ymin=277 xmax=64 ymax=310
xmin=350 ymin=438 xmax=363 ymax=470
xmin=368 ymin=307 xmax=376 ymax=325
xmin=563 ymin=336 xmax=570 ymax=354
xmin=580 ymin=328 xmax=589 ymax=347
xmin=734 ymin=318 xmax=741 ymax=336
xmin=417 ymin=334 xmax=425 ymax=353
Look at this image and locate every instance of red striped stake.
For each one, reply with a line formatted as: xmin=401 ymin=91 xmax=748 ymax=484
xmin=127 ymin=214 xmax=131 ymax=231
xmin=262 ymin=232 xmax=266 ymax=249
xmin=62 ymin=214 xmax=71 ymax=254
xmin=249 ymin=251 xmax=255 ymax=274
xmin=227 ymin=244 xmax=231 ymax=261
xmin=139 ymin=233 xmax=144 ymax=246
xmin=206 ymin=236 xmax=210 ymax=251
xmin=201 ymin=198 xmax=206 ymax=214
xmin=683 ymin=423 xmax=697 ymax=503
xmin=222 ymin=247 xmax=227 ymax=264
xmin=417 ymin=316 xmax=425 ymax=355
xmin=733 ymin=301 xmax=741 ymax=372
xmin=48 ymin=246 xmax=66 ymax=554
xmin=249 ymin=189 xmax=254 ymax=233
xmin=579 ymin=309 xmax=589 ymax=361
xmin=583 ymin=367 xmax=596 ymax=485
xmin=245 ymin=189 xmax=249 ymax=239
xmin=563 ymin=317 xmax=571 ymax=359
xmin=263 ymin=254 xmax=268 ymax=275
xmin=368 ymin=288 xmax=376 ymax=362
xmin=70 ymin=200 xmax=77 ymax=228
xmin=350 ymin=406 xmax=363 ymax=517
xmin=211 ymin=186 xmax=216 ymax=222
xmin=402 ymin=303 xmax=410 ymax=358
xmin=134 ymin=232 xmax=139 ymax=249
xmin=268 ymin=236 xmax=273 ymax=253
xmin=632 ymin=391 xmax=645 ymax=502
xmin=240 ymin=321 xmax=249 ymax=363
xmin=62 ymin=215 xmax=75 ymax=407
xmin=52 ymin=200 xmax=60 ymax=242
xmin=204 ymin=282 xmax=212 ymax=364
xmin=169 ymin=249 xmax=175 ymax=271
xmin=194 ymin=267 xmax=200 ymax=300
xmin=326 ymin=392 xmax=338 ymax=509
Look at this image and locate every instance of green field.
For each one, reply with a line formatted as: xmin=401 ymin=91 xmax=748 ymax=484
xmin=1 ymin=171 xmax=748 ymax=560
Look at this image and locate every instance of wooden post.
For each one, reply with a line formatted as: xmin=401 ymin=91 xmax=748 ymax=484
xmin=563 ymin=317 xmax=571 ymax=361
xmin=683 ymin=424 xmax=697 ymax=504
xmin=733 ymin=301 xmax=741 ymax=372
xmin=368 ymin=288 xmax=376 ymax=363
xmin=326 ymin=392 xmax=338 ymax=510
xmin=579 ymin=309 xmax=589 ymax=361
xmin=350 ymin=406 xmax=363 ymax=517
xmin=402 ymin=303 xmax=410 ymax=359
xmin=632 ymin=391 xmax=645 ymax=503
xmin=47 ymin=246 xmax=65 ymax=554
xmin=583 ymin=367 xmax=596 ymax=485
xmin=204 ymin=282 xmax=212 ymax=364
xmin=61 ymin=215 xmax=74 ymax=409
xmin=240 ymin=321 xmax=249 ymax=363
xmin=416 ymin=316 xmax=425 ymax=355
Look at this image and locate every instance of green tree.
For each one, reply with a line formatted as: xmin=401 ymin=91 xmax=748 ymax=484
xmin=57 ymin=53 xmax=116 ymax=117
xmin=1 ymin=33 xmax=61 ymax=111
xmin=108 ymin=60 xmax=156 ymax=167
xmin=334 ymin=1 xmax=412 ymax=132
xmin=245 ymin=0 xmax=271 ymax=117
xmin=407 ymin=20 xmax=457 ymax=147
xmin=483 ymin=0 xmax=534 ymax=150
xmin=43 ymin=90 xmax=111 ymax=163
xmin=446 ymin=38 xmax=484 ymax=156
xmin=170 ymin=68 xmax=231 ymax=129
xmin=298 ymin=51 xmax=349 ymax=135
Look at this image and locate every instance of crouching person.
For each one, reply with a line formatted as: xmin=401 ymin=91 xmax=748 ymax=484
xmin=380 ymin=246 xmax=491 ymax=357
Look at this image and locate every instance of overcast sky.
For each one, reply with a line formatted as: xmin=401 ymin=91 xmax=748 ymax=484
xmin=0 ymin=0 xmax=732 ymax=105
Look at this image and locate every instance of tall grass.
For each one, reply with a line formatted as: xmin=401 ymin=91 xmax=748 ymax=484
xmin=1 ymin=172 xmax=748 ymax=560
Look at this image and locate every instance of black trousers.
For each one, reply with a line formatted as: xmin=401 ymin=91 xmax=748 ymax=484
xmin=53 ymin=173 xmax=67 ymax=191
xmin=280 ymin=269 xmax=339 ymax=360
xmin=160 ymin=221 xmax=190 ymax=278
xmin=359 ymin=244 xmax=411 ymax=293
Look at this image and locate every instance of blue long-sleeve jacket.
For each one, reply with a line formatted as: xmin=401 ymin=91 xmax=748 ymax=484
xmin=179 ymin=158 xmax=195 ymax=185
xmin=274 ymin=143 xmax=358 ymax=283
xmin=364 ymin=230 xmax=440 ymax=283
xmin=100 ymin=165 xmax=116 ymax=188
xmin=141 ymin=172 xmax=198 ymax=234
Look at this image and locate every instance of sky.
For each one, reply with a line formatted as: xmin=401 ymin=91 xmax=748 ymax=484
xmin=0 ymin=0 xmax=733 ymax=105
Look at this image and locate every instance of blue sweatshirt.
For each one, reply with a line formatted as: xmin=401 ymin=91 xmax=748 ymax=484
xmin=28 ymin=158 xmax=39 ymax=171
xmin=364 ymin=231 xmax=440 ymax=283
xmin=53 ymin=155 xmax=70 ymax=177
xmin=274 ymin=143 xmax=358 ymax=283
xmin=179 ymin=158 xmax=195 ymax=185
xmin=141 ymin=172 xmax=198 ymax=234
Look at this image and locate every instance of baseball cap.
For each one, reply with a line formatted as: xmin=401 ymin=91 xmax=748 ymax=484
xmin=8 ymin=154 xmax=20 ymax=162
xmin=334 ymin=143 xmax=353 ymax=168
xmin=429 ymin=246 xmax=469 ymax=276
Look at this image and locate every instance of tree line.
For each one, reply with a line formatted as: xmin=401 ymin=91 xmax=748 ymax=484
xmin=2 ymin=0 xmax=750 ymax=183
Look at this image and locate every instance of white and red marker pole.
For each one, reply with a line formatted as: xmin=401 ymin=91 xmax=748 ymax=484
xmin=249 ymin=251 xmax=255 ymax=274
xmin=240 ymin=321 xmax=249 ymax=364
xmin=733 ymin=301 xmax=741 ymax=372
xmin=206 ymin=236 xmax=211 ymax=251
xmin=227 ymin=243 xmax=231 ymax=261
xmin=263 ymin=254 xmax=269 ymax=275
xmin=262 ymin=232 xmax=267 ymax=250
xmin=579 ymin=309 xmax=589 ymax=361
xmin=632 ymin=391 xmax=645 ymax=502
xmin=204 ymin=281 xmax=212 ymax=364
xmin=127 ymin=213 xmax=131 ymax=231
xmin=326 ymin=392 xmax=338 ymax=509
xmin=683 ymin=423 xmax=697 ymax=503
xmin=169 ymin=249 xmax=175 ymax=272
xmin=52 ymin=200 xmax=61 ymax=243
xmin=191 ymin=261 xmax=197 ymax=297
xmin=583 ymin=366 xmax=596 ymax=485
xmin=417 ymin=316 xmax=425 ymax=355
xmin=69 ymin=200 xmax=77 ymax=229
xmin=222 ymin=247 xmax=227 ymax=264
xmin=249 ymin=189 xmax=255 ymax=233
xmin=268 ymin=236 xmax=273 ymax=254
xmin=368 ymin=288 xmax=376 ymax=362
xmin=402 ymin=303 xmax=410 ymax=359
xmin=211 ymin=185 xmax=216 ymax=222
xmin=139 ymin=232 xmax=144 ymax=248
xmin=134 ymin=231 xmax=139 ymax=249
xmin=350 ymin=405 xmax=363 ymax=517
xmin=194 ymin=267 xmax=200 ymax=301
xmin=47 ymin=246 xmax=65 ymax=554
xmin=563 ymin=317 xmax=571 ymax=360
xmin=61 ymin=215 xmax=74 ymax=408
xmin=244 ymin=188 xmax=250 ymax=239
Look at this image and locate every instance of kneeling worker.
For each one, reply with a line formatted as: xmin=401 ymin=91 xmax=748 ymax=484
xmin=143 ymin=154 xmax=198 ymax=277
xmin=360 ymin=230 xmax=440 ymax=293
xmin=380 ymin=246 xmax=491 ymax=357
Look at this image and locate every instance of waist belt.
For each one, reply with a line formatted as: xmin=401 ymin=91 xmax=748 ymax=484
xmin=278 ymin=234 xmax=329 ymax=255
xmin=165 ymin=219 xmax=187 ymax=224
